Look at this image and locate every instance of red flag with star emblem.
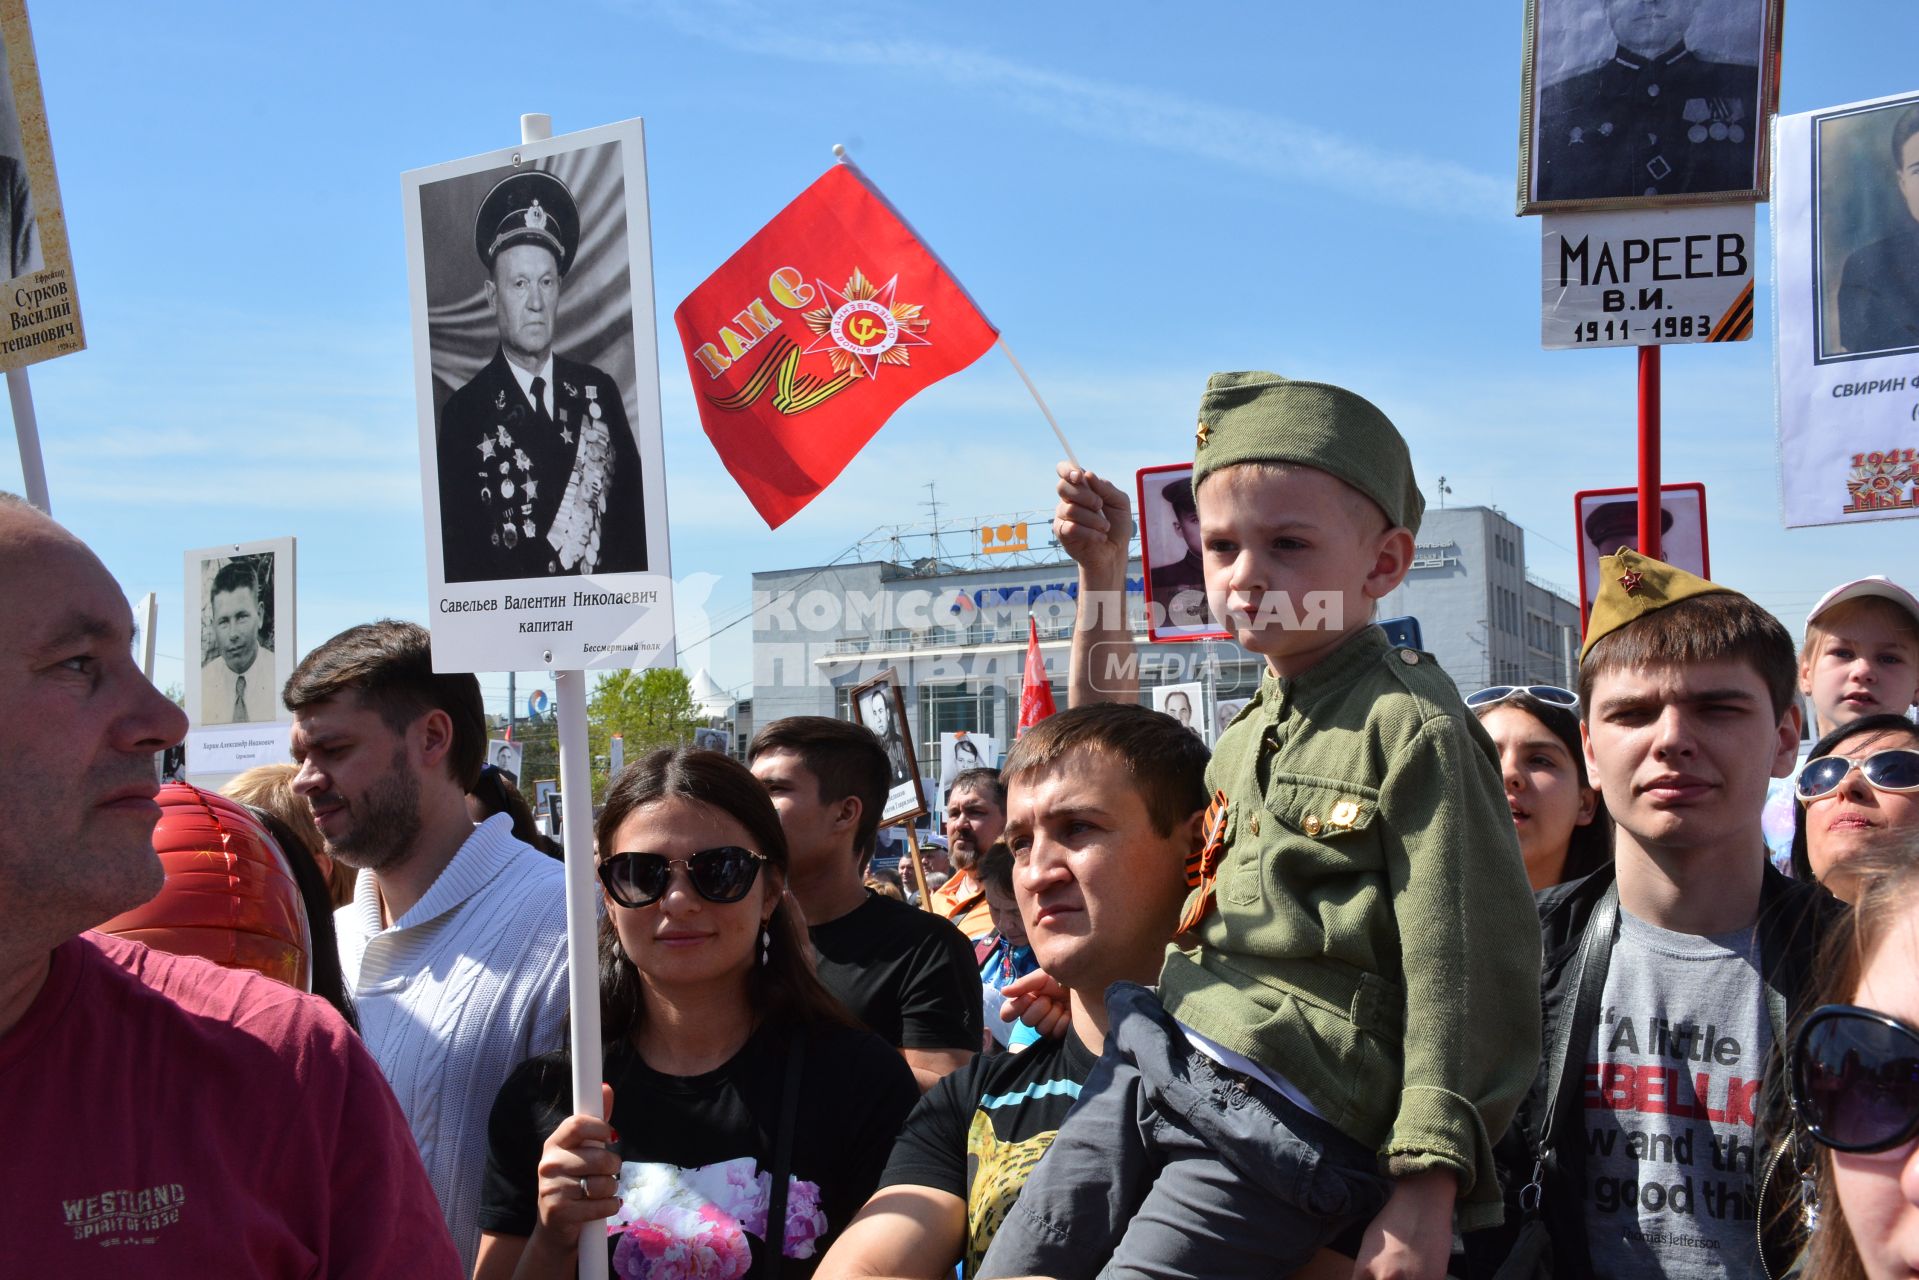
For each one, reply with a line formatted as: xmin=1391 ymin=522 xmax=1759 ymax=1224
xmin=673 ymin=164 xmax=999 ymax=528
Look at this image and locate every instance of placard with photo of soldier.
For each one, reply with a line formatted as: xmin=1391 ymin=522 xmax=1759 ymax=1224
xmin=1572 ymin=484 xmax=1709 ymax=622
xmin=182 ymin=537 xmax=296 ymax=780
xmin=1776 ymin=91 xmax=1919 ymax=528
xmin=1136 ymin=462 xmax=1226 ymax=643
xmin=1151 ymin=682 xmax=1209 ymax=742
xmin=403 ymin=118 xmax=675 ymax=674
xmin=1519 ymin=0 xmax=1781 ymax=212
xmin=849 ymin=669 xmax=927 ymax=825
xmin=0 ymin=0 xmax=84 ymax=371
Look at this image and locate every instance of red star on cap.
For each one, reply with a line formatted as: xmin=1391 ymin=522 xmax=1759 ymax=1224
xmin=1619 ymin=568 xmax=1644 ymax=594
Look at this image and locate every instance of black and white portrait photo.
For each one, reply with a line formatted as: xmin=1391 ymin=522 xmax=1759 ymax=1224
xmin=1136 ymin=463 xmax=1223 ymax=642
xmin=0 ymin=24 xmax=39 ymax=282
xmin=693 ymin=727 xmax=730 ymax=754
xmin=1811 ymin=94 xmax=1919 ymax=361
xmin=1573 ymin=485 xmax=1708 ymax=621
xmin=418 ymin=141 xmax=647 ymax=585
xmin=850 ymin=669 xmax=927 ymax=825
xmin=405 ymin=119 xmax=676 ymax=674
xmin=1151 ymin=682 xmax=1208 ymax=741
xmin=184 ymin=536 xmax=294 ymax=732
xmin=1522 ymin=0 xmax=1778 ymax=209
xmin=486 ymin=739 xmax=524 ymax=781
xmin=937 ymin=732 xmax=999 ymax=795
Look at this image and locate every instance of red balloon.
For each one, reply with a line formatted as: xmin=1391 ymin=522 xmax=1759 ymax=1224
xmin=97 ymin=782 xmax=311 ymax=991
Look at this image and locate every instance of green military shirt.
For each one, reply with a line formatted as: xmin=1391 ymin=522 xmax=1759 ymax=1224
xmin=1159 ymin=625 xmax=1542 ymax=1228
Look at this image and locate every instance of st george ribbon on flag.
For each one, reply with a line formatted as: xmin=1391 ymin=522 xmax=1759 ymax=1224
xmin=674 ymin=162 xmax=1000 ymax=528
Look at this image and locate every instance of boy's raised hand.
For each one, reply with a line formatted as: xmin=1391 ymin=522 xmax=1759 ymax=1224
xmin=1053 ymin=461 xmax=1132 ymax=582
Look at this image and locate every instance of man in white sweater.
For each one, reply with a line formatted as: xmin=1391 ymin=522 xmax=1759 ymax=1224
xmin=287 ymin=620 xmax=568 ymax=1275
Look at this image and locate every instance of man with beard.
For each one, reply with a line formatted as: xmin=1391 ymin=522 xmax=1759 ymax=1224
xmin=930 ymin=768 xmax=1005 ymax=941
xmin=287 ymin=620 xmax=567 ymax=1276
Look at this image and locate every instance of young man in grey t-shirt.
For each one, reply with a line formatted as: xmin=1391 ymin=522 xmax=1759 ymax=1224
xmin=1478 ymin=553 xmax=1839 ymax=1280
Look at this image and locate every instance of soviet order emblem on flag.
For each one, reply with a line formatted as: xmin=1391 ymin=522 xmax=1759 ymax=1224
xmin=674 ymin=163 xmax=999 ymax=528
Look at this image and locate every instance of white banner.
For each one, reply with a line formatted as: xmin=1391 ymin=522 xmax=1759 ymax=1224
xmin=1775 ymin=91 xmax=1919 ymax=527
xmin=402 ymin=118 xmax=676 ymax=673
xmin=1542 ymin=205 xmax=1755 ymax=349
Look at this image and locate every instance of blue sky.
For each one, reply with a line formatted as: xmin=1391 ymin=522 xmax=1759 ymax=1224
xmin=9 ymin=0 xmax=1914 ymax=714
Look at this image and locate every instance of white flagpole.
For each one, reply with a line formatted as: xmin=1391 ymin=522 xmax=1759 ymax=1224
xmin=829 ymin=144 xmax=1080 ymax=470
xmin=520 ymin=110 xmax=610 ymax=1280
xmin=8 ymin=367 xmax=49 ymax=512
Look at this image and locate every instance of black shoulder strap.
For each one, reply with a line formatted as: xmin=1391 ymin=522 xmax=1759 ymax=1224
xmin=1525 ymin=881 xmax=1619 ymax=1209
xmin=762 ymin=1034 xmax=806 ymax=1280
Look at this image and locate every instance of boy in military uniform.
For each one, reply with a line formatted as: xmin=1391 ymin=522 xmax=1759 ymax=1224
xmin=1534 ymin=0 xmax=1760 ymax=202
xmin=979 ymin=374 xmax=1541 ymax=1280
xmin=435 ymin=169 xmax=648 ymax=584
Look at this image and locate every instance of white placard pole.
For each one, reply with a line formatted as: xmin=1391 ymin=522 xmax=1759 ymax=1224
xmin=137 ymin=592 xmax=157 ymax=680
xmin=521 ymin=110 xmax=610 ymax=1280
xmin=8 ymin=368 xmax=49 ymax=513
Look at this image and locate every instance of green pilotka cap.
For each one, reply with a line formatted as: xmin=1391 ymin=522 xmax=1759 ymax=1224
xmin=1190 ymin=372 xmax=1425 ymax=535
xmin=1581 ymin=548 xmax=1731 ymax=660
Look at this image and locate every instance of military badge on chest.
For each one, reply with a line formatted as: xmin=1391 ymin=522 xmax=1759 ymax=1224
xmin=472 ymin=400 xmax=545 ymax=554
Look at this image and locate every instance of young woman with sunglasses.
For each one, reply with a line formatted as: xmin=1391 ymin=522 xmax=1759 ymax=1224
xmin=473 ymin=748 xmax=920 ymax=1280
xmin=1466 ymin=685 xmax=1613 ymax=891
xmin=1788 ymin=848 xmax=1919 ymax=1280
xmin=1792 ymin=714 xmax=1919 ymax=906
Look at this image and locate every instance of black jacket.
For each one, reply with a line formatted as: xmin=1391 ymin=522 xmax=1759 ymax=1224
xmin=1463 ymin=861 xmax=1841 ymax=1280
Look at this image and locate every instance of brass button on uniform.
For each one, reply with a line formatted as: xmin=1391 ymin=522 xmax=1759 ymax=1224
xmin=1250 ymin=815 xmax=1260 ymax=836
xmin=1303 ymin=814 xmax=1322 ymax=836
xmin=1399 ymin=650 xmax=1420 ymax=665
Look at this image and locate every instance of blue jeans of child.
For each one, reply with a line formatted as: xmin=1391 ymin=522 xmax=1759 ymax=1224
xmin=976 ymin=982 xmax=1392 ymax=1280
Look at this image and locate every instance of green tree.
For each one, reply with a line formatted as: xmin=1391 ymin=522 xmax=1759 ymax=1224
xmin=585 ymin=667 xmax=706 ymax=801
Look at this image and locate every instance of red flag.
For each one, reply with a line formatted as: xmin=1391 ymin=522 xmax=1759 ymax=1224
xmin=673 ymin=164 xmax=999 ymax=528
xmin=1018 ymin=615 xmax=1057 ymax=735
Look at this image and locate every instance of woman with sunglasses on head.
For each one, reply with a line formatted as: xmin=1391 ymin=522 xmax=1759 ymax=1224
xmin=1467 ymin=684 xmax=1613 ymax=891
xmin=1788 ymin=848 xmax=1919 ymax=1280
xmin=1792 ymin=713 xmax=1919 ymax=906
xmin=473 ymin=748 xmax=920 ymax=1280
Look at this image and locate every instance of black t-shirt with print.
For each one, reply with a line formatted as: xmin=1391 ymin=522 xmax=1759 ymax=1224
xmin=879 ymin=1029 xmax=1100 ymax=1275
xmin=808 ymin=891 xmax=982 ymax=1051
xmin=481 ymin=1021 xmax=918 ymax=1277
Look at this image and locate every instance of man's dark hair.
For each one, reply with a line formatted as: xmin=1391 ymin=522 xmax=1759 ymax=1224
xmin=1579 ymin=591 xmax=1799 ymax=720
xmin=977 ymin=839 xmax=1015 ymax=897
xmin=210 ymin=558 xmax=262 ymax=604
xmin=948 ymin=766 xmax=1006 ymax=812
xmin=283 ymin=620 xmax=487 ymax=789
xmin=1891 ymin=104 xmax=1919 ymax=170
xmin=1790 ymin=713 xmax=1919 ymax=883
xmin=1000 ymin=703 xmax=1210 ymax=837
xmin=747 ymin=716 xmax=889 ymax=861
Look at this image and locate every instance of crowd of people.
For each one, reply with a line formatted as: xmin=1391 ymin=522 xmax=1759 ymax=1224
xmin=6 ymin=369 xmax=1919 ymax=1279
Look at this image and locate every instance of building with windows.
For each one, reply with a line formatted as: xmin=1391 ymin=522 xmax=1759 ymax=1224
xmin=749 ymin=505 xmax=1579 ymax=783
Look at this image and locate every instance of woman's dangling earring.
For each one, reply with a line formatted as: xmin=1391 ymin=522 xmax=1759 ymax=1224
xmin=759 ymin=927 xmax=771 ymax=968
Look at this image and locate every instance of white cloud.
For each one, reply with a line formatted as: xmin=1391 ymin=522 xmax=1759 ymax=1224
xmin=621 ymin=0 xmax=1507 ymax=219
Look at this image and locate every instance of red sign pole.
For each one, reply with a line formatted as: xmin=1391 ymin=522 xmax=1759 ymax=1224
xmin=1636 ymin=345 xmax=1662 ymax=561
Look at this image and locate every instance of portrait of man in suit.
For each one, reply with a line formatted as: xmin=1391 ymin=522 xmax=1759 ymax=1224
xmin=435 ymin=168 xmax=648 ymax=583
xmin=199 ymin=555 xmax=275 ymax=727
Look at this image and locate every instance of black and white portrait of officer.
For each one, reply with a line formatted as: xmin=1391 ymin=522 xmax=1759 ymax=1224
xmin=1531 ymin=0 xmax=1766 ymax=204
xmin=434 ymin=167 xmax=648 ymax=583
xmin=0 ymin=29 xmax=40 ymax=280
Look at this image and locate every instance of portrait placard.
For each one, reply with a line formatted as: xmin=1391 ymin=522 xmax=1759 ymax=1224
xmin=1211 ymin=698 xmax=1250 ymax=746
xmin=693 ymin=727 xmax=731 ymax=755
xmin=1572 ymin=484 xmax=1710 ymax=623
xmin=486 ymin=739 xmax=524 ymax=780
xmin=182 ymin=536 xmax=295 ymax=777
xmin=0 ymin=0 xmax=82 ymax=371
xmin=1541 ymin=204 xmax=1755 ymax=348
xmin=849 ymin=668 xmax=926 ymax=825
xmin=1518 ymin=0 xmax=1781 ymax=214
xmin=1151 ymin=681 xmax=1209 ymax=742
xmin=402 ymin=118 xmax=675 ymax=673
xmin=937 ymin=731 xmax=1000 ymax=814
xmin=1136 ymin=463 xmax=1225 ymax=643
xmin=1776 ymin=91 xmax=1919 ymax=527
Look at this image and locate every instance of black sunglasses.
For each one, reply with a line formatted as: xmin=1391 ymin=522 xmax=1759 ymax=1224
xmin=1465 ymin=685 xmax=1580 ymax=711
xmin=1791 ymin=1003 xmax=1919 ymax=1153
xmin=597 ymin=846 xmax=766 ymax=909
xmin=1795 ymin=749 xmax=1919 ymax=803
